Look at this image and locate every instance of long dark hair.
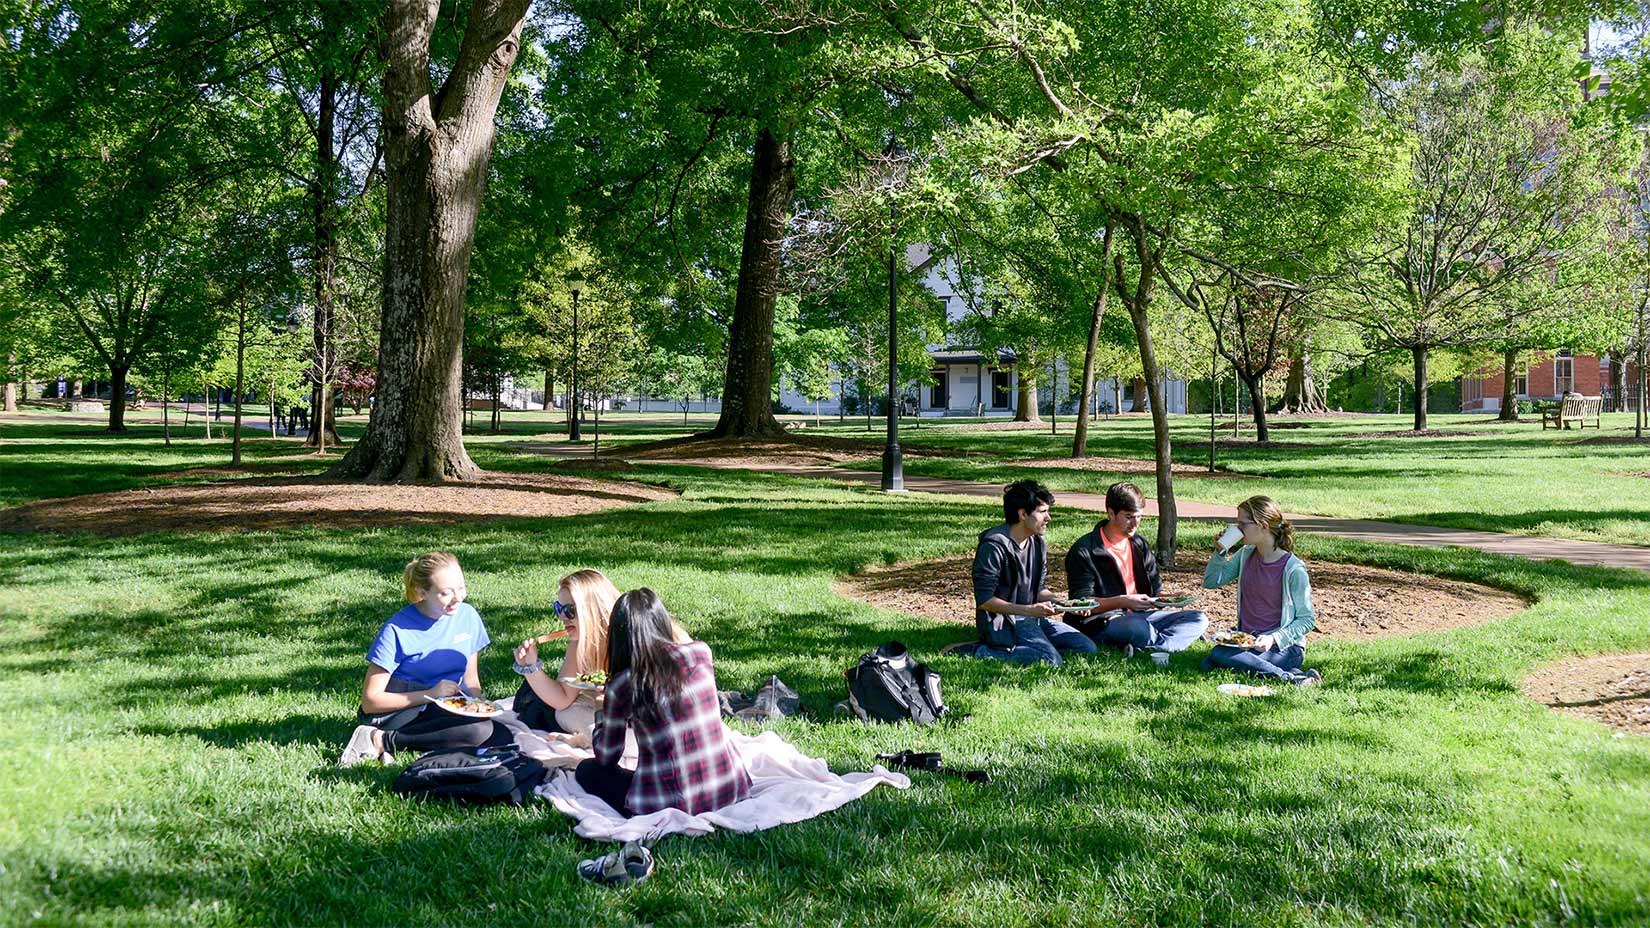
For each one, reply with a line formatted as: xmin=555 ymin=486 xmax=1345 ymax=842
xmin=607 ymin=588 xmax=688 ymax=720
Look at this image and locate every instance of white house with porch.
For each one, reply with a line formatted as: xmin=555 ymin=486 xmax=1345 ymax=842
xmin=610 ymin=242 xmax=1186 ymax=416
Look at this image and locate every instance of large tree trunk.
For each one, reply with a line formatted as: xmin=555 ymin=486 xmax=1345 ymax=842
xmin=332 ymin=0 xmax=528 ymax=482
xmin=1276 ymin=349 xmax=1327 ymax=414
xmin=1118 ymin=219 xmax=1176 ymax=566
xmin=1014 ymin=366 xmax=1041 ymax=422
xmin=1412 ymin=345 xmax=1430 ymax=432
xmin=711 ymin=126 xmax=793 ymax=438
xmin=306 ymin=65 xmax=344 ymax=449
xmin=1498 ymin=347 xmax=1520 ymax=421
xmin=1241 ymin=373 xmax=1270 ymax=442
xmin=1072 ymin=229 xmax=1114 ymax=458
xmin=1130 ymin=375 xmax=1149 ymax=412
xmin=106 ymin=367 xmax=129 ymax=432
xmin=542 ymin=369 xmax=553 ymax=410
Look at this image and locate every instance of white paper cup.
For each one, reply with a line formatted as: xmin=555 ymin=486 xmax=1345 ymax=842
xmin=1217 ymin=524 xmax=1244 ymax=553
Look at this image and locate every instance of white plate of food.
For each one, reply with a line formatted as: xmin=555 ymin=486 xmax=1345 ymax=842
xmin=1210 ymin=630 xmax=1258 ymax=648
xmin=425 ymin=694 xmax=506 ymax=717
xmin=1051 ymin=598 xmax=1099 ymax=614
xmin=1151 ymin=593 xmax=1200 ymax=608
xmin=561 ymin=671 xmax=609 ymax=692
xmin=1217 ymin=682 xmax=1274 ymax=698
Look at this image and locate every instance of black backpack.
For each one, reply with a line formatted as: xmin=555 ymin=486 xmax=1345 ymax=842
xmin=391 ymin=747 xmax=548 ymax=806
xmin=845 ymin=641 xmax=948 ymax=725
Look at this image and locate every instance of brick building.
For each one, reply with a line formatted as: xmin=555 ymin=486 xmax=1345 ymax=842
xmin=1460 ymin=350 xmax=1642 ymax=413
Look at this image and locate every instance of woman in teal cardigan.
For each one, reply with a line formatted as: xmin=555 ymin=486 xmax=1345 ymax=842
xmin=1202 ymin=496 xmax=1322 ymax=686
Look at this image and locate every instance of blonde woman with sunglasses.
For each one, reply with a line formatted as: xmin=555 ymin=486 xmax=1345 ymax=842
xmin=509 ymin=569 xmax=621 ymax=736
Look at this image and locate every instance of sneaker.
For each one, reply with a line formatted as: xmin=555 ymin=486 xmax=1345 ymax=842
xmin=578 ymin=841 xmax=655 ymax=887
xmin=338 ymin=725 xmax=383 ymax=768
xmin=1291 ymin=668 xmax=1322 ymax=687
xmin=1121 ymin=644 xmax=1136 ymax=660
xmin=940 ymin=641 xmax=980 ymax=657
xmin=1148 ymin=651 xmax=1171 ymax=668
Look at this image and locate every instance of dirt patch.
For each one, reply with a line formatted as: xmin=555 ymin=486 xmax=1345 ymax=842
xmin=1002 ymin=456 xmax=1255 ymax=479
xmin=156 ymin=452 xmax=343 ymax=479
xmin=1214 ymin=438 xmax=1333 ymax=450
xmin=0 ymin=471 xmax=678 ymax=536
xmin=615 ymin=433 xmax=978 ymax=469
xmin=1568 ymin=435 xmax=1650 ymax=446
xmin=621 ymin=435 xmax=880 ymax=468
xmin=1524 ymin=654 xmax=1650 ymax=737
xmin=835 ymin=554 xmax=1529 ymax=641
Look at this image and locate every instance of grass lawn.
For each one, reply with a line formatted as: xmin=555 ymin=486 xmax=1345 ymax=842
xmin=3 ymin=416 xmax=1649 ymax=926
xmin=803 ymin=412 xmax=1650 ymax=548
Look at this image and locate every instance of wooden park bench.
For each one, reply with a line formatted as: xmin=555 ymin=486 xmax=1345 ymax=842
xmin=1541 ymin=394 xmax=1603 ymax=430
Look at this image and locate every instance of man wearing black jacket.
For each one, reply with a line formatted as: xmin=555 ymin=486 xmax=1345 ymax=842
xmin=1064 ymin=482 xmax=1207 ymax=662
xmin=947 ymin=479 xmax=1098 ymax=665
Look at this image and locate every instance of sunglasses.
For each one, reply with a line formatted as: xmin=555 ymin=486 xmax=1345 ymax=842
xmin=552 ymin=600 xmax=577 ymax=620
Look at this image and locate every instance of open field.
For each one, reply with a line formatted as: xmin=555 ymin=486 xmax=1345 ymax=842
xmin=3 ymin=415 xmax=1649 ymax=926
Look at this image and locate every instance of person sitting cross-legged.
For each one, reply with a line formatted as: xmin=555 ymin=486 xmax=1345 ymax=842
xmin=573 ymin=588 xmax=750 ymax=817
xmin=945 ymin=479 xmax=1098 ymax=666
xmin=1200 ymin=495 xmax=1322 ymax=686
xmin=1064 ymin=482 xmax=1208 ymax=663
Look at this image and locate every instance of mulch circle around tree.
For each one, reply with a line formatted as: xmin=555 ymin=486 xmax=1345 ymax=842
xmin=834 ymin=555 xmax=1529 ymax=641
xmin=1567 ymin=435 xmax=1650 ymax=446
xmin=0 ymin=472 xmax=678 ymax=536
xmin=614 ymin=434 xmax=982 ymax=469
xmin=1524 ymin=654 xmax=1650 ymax=738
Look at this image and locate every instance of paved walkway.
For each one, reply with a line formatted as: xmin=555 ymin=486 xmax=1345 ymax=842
xmin=516 ymin=442 xmax=1650 ymax=574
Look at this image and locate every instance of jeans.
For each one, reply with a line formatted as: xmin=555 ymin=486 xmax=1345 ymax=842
xmin=1097 ymin=609 xmax=1209 ymax=653
xmin=359 ymin=702 xmax=525 ymax=754
xmin=972 ymin=616 xmax=1098 ymax=666
xmin=1201 ymin=643 xmax=1306 ymax=682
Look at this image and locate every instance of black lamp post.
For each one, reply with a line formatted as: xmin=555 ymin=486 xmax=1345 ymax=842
xmin=568 ymin=278 xmax=584 ymax=441
xmin=880 ymin=136 xmax=905 ymax=492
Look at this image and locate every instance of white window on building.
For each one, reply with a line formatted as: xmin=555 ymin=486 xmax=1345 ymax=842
xmin=1555 ymin=351 xmax=1574 ymax=395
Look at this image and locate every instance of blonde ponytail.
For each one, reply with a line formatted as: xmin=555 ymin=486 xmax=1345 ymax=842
xmin=404 ymin=551 xmax=460 ymax=602
xmin=1275 ymin=519 xmax=1296 ymax=552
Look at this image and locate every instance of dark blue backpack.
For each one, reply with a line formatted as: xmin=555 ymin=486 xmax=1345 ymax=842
xmin=392 ymin=747 xmax=548 ymax=805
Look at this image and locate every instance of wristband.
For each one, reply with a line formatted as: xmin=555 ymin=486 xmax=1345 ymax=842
xmin=512 ymin=660 xmax=543 ymax=676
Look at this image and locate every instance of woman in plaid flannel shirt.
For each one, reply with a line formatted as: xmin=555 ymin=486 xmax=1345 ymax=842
xmin=574 ymin=588 xmax=751 ymax=816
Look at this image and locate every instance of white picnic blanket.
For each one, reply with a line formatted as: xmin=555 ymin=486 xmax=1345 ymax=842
xmin=520 ymin=726 xmax=910 ymax=842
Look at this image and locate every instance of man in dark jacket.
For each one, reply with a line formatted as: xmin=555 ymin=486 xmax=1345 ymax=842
xmin=1064 ymin=482 xmax=1207 ymax=663
xmin=946 ymin=480 xmax=1097 ymax=665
